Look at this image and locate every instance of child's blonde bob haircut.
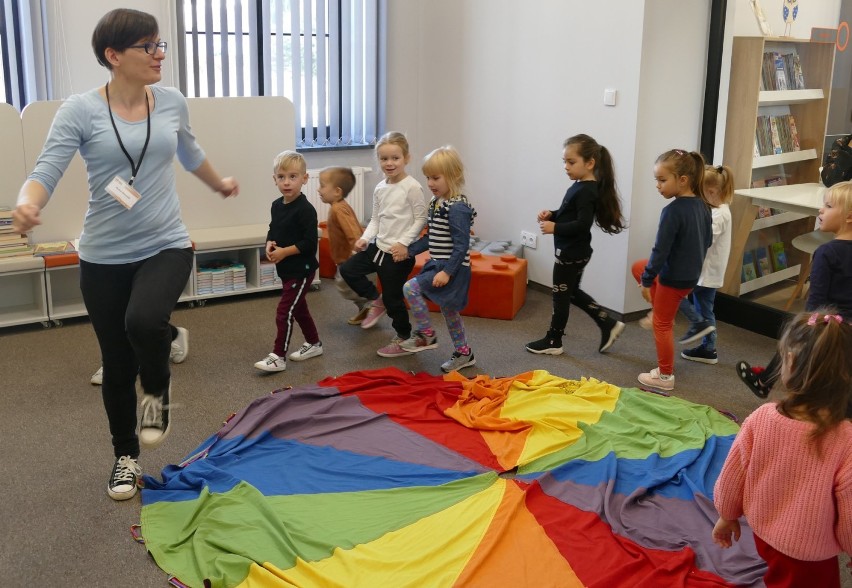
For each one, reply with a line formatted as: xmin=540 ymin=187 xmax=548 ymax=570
xmin=273 ymin=150 xmax=307 ymax=174
xmin=826 ymin=179 xmax=852 ymax=217
xmin=422 ymin=146 xmax=465 ymax=199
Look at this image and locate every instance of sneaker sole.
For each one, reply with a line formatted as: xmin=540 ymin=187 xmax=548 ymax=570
xmin=680 ymin=351 xmax=718 ymax=364
xmin=525 ymin=346 xmax=563 ymax=355
xmin=140 ymin=422 xmax=171 ymax=450
xmin=678 ymin=325 xmax=716 ymax=346
xmin=599 ymin=321 xmax=625 ymax=353
xmin=376 ymin=349 xmax=414 ymax=358
xmin=400 ymin=342 xmax=438 ymax=353
xmin=107 ymin=483 xmax=139 ymax=501
xmin=255 ymin=364 xmax=286 ymax=372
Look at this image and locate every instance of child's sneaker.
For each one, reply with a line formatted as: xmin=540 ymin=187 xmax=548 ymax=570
xmin=347 ymin=305 xmax=371 ymax=325
xmin=254 ymin=353 xmax=286 ymax=372
xmin=735 ymin=360 xmax=770 ymax=398
xmin=599 ymin=320 xmax=625 ymax=353
xmin=139 ymin=385 xmax=171 ymax=449
xmin=525 ymin=329 xmax=563 ymax=355
xmin=170 ymin=327 xmax=190 ymax=363
xmin=678 ymin=321 xmax=715 ymax=345
xmin=399 ymin=330 xmax=438 ymax=353
xmin=288 ymin=341 xmax=324 ymax=361
xmin=681 ymin=346 xmax=718 ymax=364
xmin=107 ymin=455 xmax=142 ymax=501
xmin=377 ymin=336 xmax=414 ymax=358
xmin=638 ymin=311 xmax=653 ymax=330
xmin=637 ymin=367 xmax=675 ymax=391
xmin=91 ymin=366 xmax=103 ymax=386
xmin=360 ymin=300 xmax=387 ymax=329
xmin=441 ymin=350 xmax=476 ymax=373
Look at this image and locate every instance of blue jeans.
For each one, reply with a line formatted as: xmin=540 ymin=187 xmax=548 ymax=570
xmin=678 ymin=286 xmax=717 ymax=350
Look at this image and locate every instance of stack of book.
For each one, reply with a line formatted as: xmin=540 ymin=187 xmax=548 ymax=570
xmin=753 ymin=114 xmax=801 ymax=157
xmin=231 ymin=263 xmax=247 ymax=291
xmin=260 ymin=260 xmax=281 ymax=287
xmin=759 ymin=51 xmax=805 ymax=91
xmin=0 ymin=207 xmax=34 ymax=259
xmin=197 ymin=260 xmax=247 ymax=294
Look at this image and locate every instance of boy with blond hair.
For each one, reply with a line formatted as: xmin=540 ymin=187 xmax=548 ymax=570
xmin=318 ymin=166 xmax=371 ymax=324
xmin=254 ymin=151 xmax=322 ymax=372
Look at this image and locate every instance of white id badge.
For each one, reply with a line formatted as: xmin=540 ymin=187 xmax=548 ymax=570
xmin=106 ymin=176 xmax=141 ymax=209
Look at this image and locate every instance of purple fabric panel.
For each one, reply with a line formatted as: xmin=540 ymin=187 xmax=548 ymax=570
xmin=538 ymin=476 xmax=767 ymax=587
xmin=219 ymin=384 xmax=488 ymax=474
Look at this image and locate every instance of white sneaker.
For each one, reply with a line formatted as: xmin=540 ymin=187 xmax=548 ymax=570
xmin=288 ymin=342 xmax=324 ymax=361
xmin=170 ymin=327 xmax=189 ymax=364
xmin=254 ymin=353 xmax=286 ymax=372
xmin=139 ymin=385 xmax=172 ymax=449
xmin=91 ymin=366 xmax=103 ymax=386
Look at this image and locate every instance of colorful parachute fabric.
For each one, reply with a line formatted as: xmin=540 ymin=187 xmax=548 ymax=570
xmin=140 ymin=368 xmax=766 ymax=587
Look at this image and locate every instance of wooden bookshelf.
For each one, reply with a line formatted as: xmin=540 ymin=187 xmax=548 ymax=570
xmin=720 ymin=37 xmax=834 ymax=298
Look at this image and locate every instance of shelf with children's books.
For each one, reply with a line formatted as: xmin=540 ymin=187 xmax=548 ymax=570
xmin=721 ymin=36 xmax=833 ymax=303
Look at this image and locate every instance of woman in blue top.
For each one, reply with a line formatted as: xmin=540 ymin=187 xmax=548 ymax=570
xmin=12 ymin=8 xmax=238 ymax=501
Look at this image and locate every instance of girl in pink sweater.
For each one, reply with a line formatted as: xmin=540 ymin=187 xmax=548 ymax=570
xmin=712 ymin=309 xmax=852 ymax=587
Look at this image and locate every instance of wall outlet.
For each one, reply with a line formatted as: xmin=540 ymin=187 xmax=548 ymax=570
xmin=520 ymin=230 xmax=537 ymax=249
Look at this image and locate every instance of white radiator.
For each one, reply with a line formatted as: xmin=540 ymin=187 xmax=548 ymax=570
xmin=305 ymin=166 xmax=371 ymax=224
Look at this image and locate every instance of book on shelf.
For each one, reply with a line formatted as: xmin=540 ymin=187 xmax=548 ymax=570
xmin=742 ymin=250 xmax=758 ymax=282
xmin=760 ymin=50 xmax=806 ymax=91
xmin=770 ymin=241 xmax=788 ymax=271
xmin=754 ymin=114 xmax=802 ymax=156
xmin=755 ymin=246 xmax=773 ymax=277
xmin=32 ymin=241 xmax=76 ymax=256
xmin=791 ymin=53 xmax=805 ymax=89
xmin=0 ymin=245 xmax=34 ymax=258
xmin=773 ymin=53 xmax=789 ymax=91
xmin=757 ymin=206 xmax=773 ymax=218
xmin=765 ymin=175 xmax=787 ymax=187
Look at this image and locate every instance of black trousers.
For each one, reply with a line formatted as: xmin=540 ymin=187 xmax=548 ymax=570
xmin=340 ymin=243 xmax=415 ymax=339
xmin=80 ymin=247 xmax=193 ymax=458
xmin=551 ymin=257 xmax=611 ymax=333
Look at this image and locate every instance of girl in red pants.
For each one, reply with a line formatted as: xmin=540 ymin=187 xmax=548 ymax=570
xmin=632 ymin=149 xmax=713 ymax=391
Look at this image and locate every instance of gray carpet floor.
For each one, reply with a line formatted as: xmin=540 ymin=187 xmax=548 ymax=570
xmin=1 ymin=279 xmax=842 ymax=587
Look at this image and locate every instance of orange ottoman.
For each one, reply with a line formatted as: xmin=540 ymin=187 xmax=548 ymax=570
xmin=404 ymin=251 xmax=527 ymax=320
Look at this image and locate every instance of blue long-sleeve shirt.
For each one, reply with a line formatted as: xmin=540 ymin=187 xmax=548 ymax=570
xmin=641 ymin=196 xmax=712 ymax=289
xmin=807 ymin=239 xmax=852 ymax=320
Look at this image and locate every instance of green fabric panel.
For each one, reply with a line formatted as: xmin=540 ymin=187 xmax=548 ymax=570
xmin=142 ymin=473 xmax=498 ymax=588
xmin=518 ymin=387 xmax=740 ymax=475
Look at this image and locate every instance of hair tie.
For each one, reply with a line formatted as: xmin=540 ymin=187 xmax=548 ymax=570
xmin=674 ymin=149 xmax=685 ymax=156
xmin=716 ymin=165 xmax=723 ymax=173
xmin=808 ymin=312 xmax=843 ymax=325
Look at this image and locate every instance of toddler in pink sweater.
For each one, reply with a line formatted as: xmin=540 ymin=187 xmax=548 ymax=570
xmin=713 ymin=309 xmax=852 ymax=587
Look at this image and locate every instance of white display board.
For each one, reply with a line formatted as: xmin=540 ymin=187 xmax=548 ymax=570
xmin=19 ymin=96 xmax=295 ymax=243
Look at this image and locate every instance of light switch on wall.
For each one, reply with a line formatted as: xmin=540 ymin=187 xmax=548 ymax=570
xmin=603 ymin=89 xmax=617 ymax=106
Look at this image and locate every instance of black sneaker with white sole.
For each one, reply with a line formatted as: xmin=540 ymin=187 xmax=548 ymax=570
xmin=681 ymin=346 xmax=718 ymax=364
xmin=525 ymin=329 xmax=564 ymax=355
xmin=678 ymin=321 xmax=716 ymax=345
xmin=599 ymin=320 xmax=625 ymax=353
xmin=108 ymin=455 xmax=142 ymax=501
xmin=139 ymin=385 xmax=171 ymax=449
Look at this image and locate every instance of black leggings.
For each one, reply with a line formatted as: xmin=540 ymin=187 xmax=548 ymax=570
xmin=551 ymin=257 xmax=612 ymax=333
xmin=80 ymin=247 xmax=193 ymax=458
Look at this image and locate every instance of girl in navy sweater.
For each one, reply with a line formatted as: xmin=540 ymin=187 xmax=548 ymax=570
xmin=525 ymin=134 xmax=626 ymax=356
xmin=632 ymin=149 xmax=712 ymax=391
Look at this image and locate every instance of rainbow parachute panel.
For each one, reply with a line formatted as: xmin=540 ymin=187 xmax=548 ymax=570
xmin=140 ymin=368 xmax=766 ymax=587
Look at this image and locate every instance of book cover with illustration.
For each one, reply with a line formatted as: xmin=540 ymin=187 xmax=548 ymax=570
xmin=755 ymin=246 xmax=773 ymax=277
xmin=770 ymin=241 xmax=788 ymax=271
xmin=742 ymin=250 xmax=758 ymax=282
xmin=32 ymin=241 xmax=76 ymax=256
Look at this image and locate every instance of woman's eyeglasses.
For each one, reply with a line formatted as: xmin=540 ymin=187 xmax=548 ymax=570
xmin=128 ymin=41 xmax=168 ymax=55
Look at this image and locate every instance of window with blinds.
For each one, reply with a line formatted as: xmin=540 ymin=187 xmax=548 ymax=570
xmin=177 ymin=0 xmax=381 ymax=149
xmin=0 ymin=0 xmax=22 ymax=108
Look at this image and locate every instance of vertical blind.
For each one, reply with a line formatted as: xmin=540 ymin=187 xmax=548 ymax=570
xmin=178 ymin=0 xmax=380 ymax=148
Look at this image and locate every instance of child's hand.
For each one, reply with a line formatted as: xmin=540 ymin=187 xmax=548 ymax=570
xmin=390 ymin=242 xmax=408 ymax=261
xmin=539 ymin=221 xmax=555 ymax=235
xmin=537 ymin=210 xmax=552 ymax=222
xmin=639 ymin=285 xmax=652 ymax=303
xmin=711 ymin=517 xmax=741 ymax=548
xmin=432 ymin=271 xmax=450 ymax=287
xmin=265 ymin=240 xmax=276 ymax=257
xmin=354 ymin=238 xmax=367 ymax=251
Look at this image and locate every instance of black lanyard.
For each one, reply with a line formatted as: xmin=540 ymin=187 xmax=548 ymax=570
xmin=104 ymin=83 xmax=151 ymax=186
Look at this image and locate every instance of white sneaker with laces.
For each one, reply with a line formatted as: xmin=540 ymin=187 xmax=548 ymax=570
xmin=254 ymin=353 xmax=286 ymax=372
xmin=91 ymin=366 xmax=103 ymax=386
xmin=170 ymin=327 xmax=189 ymax=363
xmin=140 ymin=385 xmax=172 ymax=449
xmin=108 ymin=455 xmax=142 ymax=501
xmin=288 ymin=342 xmax=324 ymax=361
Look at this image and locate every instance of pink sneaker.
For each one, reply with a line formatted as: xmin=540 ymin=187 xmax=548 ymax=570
xmin=377 ymin=336 xmax=414 ymax=358
xmin=360 ymin=300 xmax=387 ymax=329
xmin=637 ymin=367 xmax=674 ymax=391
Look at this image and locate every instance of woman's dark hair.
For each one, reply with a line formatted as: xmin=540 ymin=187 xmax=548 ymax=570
xmin=563 ymin=134 xmax=625 ymax=234
xmin=92 ymin=9 xmax=159 ymax=70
